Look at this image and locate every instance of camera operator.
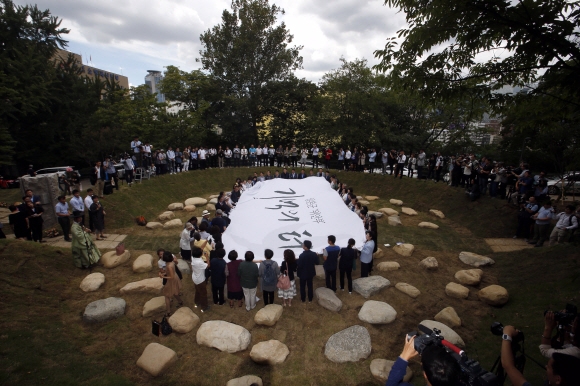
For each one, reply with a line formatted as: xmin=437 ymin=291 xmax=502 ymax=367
xmin=541 ymin=311 xmax=580 ymax=359
xmin=386 ymin=335 xmax=461 ymax=386
xmin=501 ymin=325 xmax=580 ymax=386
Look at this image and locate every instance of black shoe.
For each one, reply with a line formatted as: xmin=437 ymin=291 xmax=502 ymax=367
xmin=64 ymin=239 xmax=71 ymax=242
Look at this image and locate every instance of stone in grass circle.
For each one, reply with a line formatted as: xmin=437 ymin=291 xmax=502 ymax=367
xmin=324 ymin=325 xmax=371 ymax=363
xmin=254 ymin=304 xmax=283 ymax=326
xmin=419 ymin=256 xmax=438 ymax=270
xmin=83 ymin=297 xmax=126 ymax=323
xmin=393 ymin=243 xmax=414 ymax=257
xmin=250 ymin=340 xmax=290 ymax=365
xmin=459 ymin=251 xmax=495 ymax=267
xmin=358 ymin=300 xmax=397 ymax=324
xmin=376 ymin=261 xmax=400 ymax=272
xmin=136 ymin=343 xmax=177 ymax=377
xmin=120 ymin=277 xmax=163 ymax=295
xmin=168 ymin=307 xmax=200 ymax=334
xmin=395 ymin=282 xmax=421 ymax=299
xmin=454 ymin=269 xmax=483 ymax=285
xmin=370 ymin=359 xmax=413 ymax=384
xmin=445 ymin=282 xmax=469 ymax=299
xmin=79 ymin=272 xmax=105 ymax=292
xmin=196 ymin=320 xmax=251 ymax=353
xmin=434 ymin=307 xmax=461 ymax=328
xmin=390 ymin=199 xmax=403 ymax=206
xmin=158 ymin=211 xmax=175 ymax=221
xmin=401 ymin=207 xmax=418 ymax=216
xmin=163 ymin=218 xmax=183 ymax=229
xmin=146 ymin=222 xmax=163 ymax=229
xmin=315 ymin=287 xmax=342 ymax=312
xmin=478 ymin=285 xmax=509 ymax=306
xmin=429 ymin=209 xmax=445 ymax=219
xmin=420 ymin=320 xmax=465 ymax=347
xmin=101 ymin=250 xmax=131 ymax=269
xmin=418 ymin=222 xmax=439 ymax=229
xmin=388 ymin=215 xmax=402 ymax=226
xmin=185 ymin=197 xmax=208 ymax=206
xmin=380 ymin=207 xmax=399 ymax=216
xmin=353 ymin=276 xmax=391 ymax=298
xmin=132 ymin=254 xmax=154 ymax=273
xmin=227 ymin=376 xmax=263 ymax=386
xmin=167 ymin=202 xmax=183 ymax=211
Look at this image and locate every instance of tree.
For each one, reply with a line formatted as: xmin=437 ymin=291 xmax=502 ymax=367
xmin=199 ymin=0 xmax=303 ymax=142
xmin=374 ymin=0 xmax=580 ymax=105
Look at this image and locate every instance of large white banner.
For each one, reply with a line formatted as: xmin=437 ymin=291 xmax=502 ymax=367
xmin=221 ymin=178 xmax=366 ymax=264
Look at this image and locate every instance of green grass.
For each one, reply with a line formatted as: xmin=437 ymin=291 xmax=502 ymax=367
xmin=0 ymin=168 xmax=578 ymax=385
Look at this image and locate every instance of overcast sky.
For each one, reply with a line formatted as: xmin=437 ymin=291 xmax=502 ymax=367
xmin=16 ymin=0 xmax=406 ymax=86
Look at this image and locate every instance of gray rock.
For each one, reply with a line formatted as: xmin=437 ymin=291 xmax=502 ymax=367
xmin=358 ymin=300 xmax=397 ymax=324
xmin=176 ymin=258 xmax=192 ymax=275
xmin=419 ymin=320 xmax=465 ymax=347
xmin=419 ymin=256 xmax=439 ymax=270
xmin=324 ymin=325 xmax=371 ymax=363
xmin=83 ymin=297 xmax=126 ymax=323
xmin=315 ymin=287 xmax=342 ymax=312
xmin=227 ymin=375 xmax=263 ymax=386
xmin=370 ymin=359 xmax=413 ymax=384
xmin=368 ymin=211 xmax=383 ymax=219
xmin=459 ymin=251 xmax=495 ymax=267
xmin=196 ymin=321 xmax=251 ymax=353
xmin=388 ymin=215 xmax=402 ymax=226
xmin=395 ymin=282 xmax=421 ymax=299
xmin=136 ymin=343 xmax=177 ymax=377
xmin=353 ymin=276 xmax=391 ymax=298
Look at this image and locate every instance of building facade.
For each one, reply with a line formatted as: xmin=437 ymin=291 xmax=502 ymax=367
xmin=145 ymin=70 xmax=166 ymax=103
xmin=54 ymin=49 xmax=129 ymax=89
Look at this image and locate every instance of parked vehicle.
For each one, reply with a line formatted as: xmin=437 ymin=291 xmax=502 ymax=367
xmin=35 ymin=166 xmax=80 ymax=177
xmin=0 ymin=176 xmax=19 ymax=189
xmin=547 ymin=171 xmax=580 ymax=195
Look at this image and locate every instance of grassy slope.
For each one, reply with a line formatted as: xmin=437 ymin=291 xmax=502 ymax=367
xmin=0 ymin=169 xmax=578 ymax=385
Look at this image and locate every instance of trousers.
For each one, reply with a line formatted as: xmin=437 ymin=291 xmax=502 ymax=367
xmin=339 ymin=268 xmax=353 ymax=292
xmin=194 ymin=281 xmax=208 ymax=310
xmin=299 ymin=277 xmax=314 ymax=302
xmin=242 ymin=287 xmax=257 ymax=311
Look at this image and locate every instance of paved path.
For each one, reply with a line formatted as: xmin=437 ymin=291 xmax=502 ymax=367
xmin=484 ymin=238 xmax=534 ymax=253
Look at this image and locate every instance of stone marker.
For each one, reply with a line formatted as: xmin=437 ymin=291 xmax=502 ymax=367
xmin=80 ymin=272 xmax=105 ymax=292
xmin=158 ymin=211 xmax=175 ymax=221
xmin=120 ymin=277 xmax=163 ymax=295
xmin=183 ymin=205 xmax=196 ymax=212
xmin=254 ymin=304 xmax=283 ymax=326
xmin=445 ymin=282 xmax=469 ymax=299
xmin=227 ymin=375 xmax=263 ymax=386
xmin=478 ymin=285 xmax=509 ymax=306
xmin=459 ymin=251 xmax=495 ymax=267
xmin=393 ymin=243 xmax=414 ymax=257
xmin=454 ymin=269 xmax=483 ymax=285
xmin=325 ymin=325 xmax=371 ymax=363
xmin=388 ymin=215 xmax=402 ymax=226
xmin=435 ymin=307 xmax=461 ymax=328
xmin=370 ymin=359 xmax=413 ymax=384
xmin=365 ymin=196 xmax=379 ymax=201
xmin=250 ymin=340 xmax=289 ymax=365
xmin=315 ymin=287 xmax=342 ymax=312
xmin=376 ymin=261 xmax=400 ymax=271
xmin=395 ymin=282 xmax=421 ymax=298
xmin=390 ymin=199 xmax=403 ymax=206
xmin=142 ymin=296 xmax=166 ymax=317
xmin=429 ymin=209 xmax=445 ymax=219
xmin=419 ymin=256 xmax=439 ymax=270
xmin=185 ymin=197 xmax=208 ymax=206
xmin=353 ymin=276 xmax=391 ymax=298
xmin=163 ymin=218 xmax=183 ymax=229
xmin=167 ymin=203 xmax=184 ymax=211
xmin=146 ymin=222 xmax=163 ymax=229
xmin=176 ymin=258 xmax=192 ymax=275
xmin=401 ymin=207 xmax=418 ymax=216
xmin=101 ymin=250 xmax=131 ymax=268
xmin=379 ymin=207 xmax=399 ymax=216
xmin=418 ymin=222 xmax=439 ymax=229
xmin=132 ymin=254 xmax=154 ymax=273
xmin=83 ymin=297 xmax=126 ymax=323
xmin=196 ymin=320 xmax=251 ymax=353
xmin=420 ymin=320 xmax=465 ymax=347
xmin=136 ymin=343 xmax=177 ymax=377
xmin=168 ymin=307 xmax=200 ymax=333
xmin=358 ymin=300 xmax=397 ymax=324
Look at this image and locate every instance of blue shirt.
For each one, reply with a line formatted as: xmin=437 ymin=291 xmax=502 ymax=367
xmin=55 ymin=201 xmax=70 ymax=216
xmin=249 ymin=147 xmax=256 ymax=156
xmin=360 ymin=240 xmax=375 ymax=263
xmin=535 ymin=206 xmax=554 ymax=225
xmin=385 ymin=357 xmax=413 ymax=386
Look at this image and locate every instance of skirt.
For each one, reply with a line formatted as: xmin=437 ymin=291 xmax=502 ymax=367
xmin=277 ymin=280 xmax=296 ymax=299
xmin=228 ymin=290 xmax=243 ymax=300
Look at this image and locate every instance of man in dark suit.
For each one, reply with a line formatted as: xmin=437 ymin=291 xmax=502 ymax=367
xmin=280 ymin=168 xmax=289 ymax=179
xmin=298 ymin=169 xmax=307 ymax=179
xmin=24 ymin=189 xmax=41 ymax=205
xmin=297 ymin=240 xmax=318 ymax=302
xmin=289 ymin=169 xmax=298 ymax=179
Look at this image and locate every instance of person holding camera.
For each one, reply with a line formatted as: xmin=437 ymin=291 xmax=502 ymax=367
xmin=541 ymin=311 xmax=580 ymax=359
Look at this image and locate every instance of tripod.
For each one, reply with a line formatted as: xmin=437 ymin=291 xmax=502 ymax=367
xmin=490 ymin=335 xmax=546 ymax=384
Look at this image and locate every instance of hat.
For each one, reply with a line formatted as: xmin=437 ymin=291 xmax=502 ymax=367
xmin=303 ymin=240 xmax=312 ymax=249
xmin=202 ymin=210 xmax=210 ymax=216
xmin=216 ymin=209 xmax=223 ymax=215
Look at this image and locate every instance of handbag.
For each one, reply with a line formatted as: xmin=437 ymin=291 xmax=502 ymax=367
xmin=277 ymin=270 xmax=291 ymax=290
xmin=152 ymin=320 xmax=160 ymax=336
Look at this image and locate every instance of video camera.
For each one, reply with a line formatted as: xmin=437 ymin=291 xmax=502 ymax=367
xmin=407 ymin=324 xmax=499 ymax=386
xmin=544 ymin=303 xmax=577 ymax=325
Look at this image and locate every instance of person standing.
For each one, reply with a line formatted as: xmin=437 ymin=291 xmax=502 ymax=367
xmin=210 ymin=249 xmax=227 ymax=305
xmin=297 ymin=240 xmax=318 ymax=303
xmin=290 ymin=144 xmax=298 ymax=167
xmin=92 ymin=161 xmax=105 ymax=198
xmin=360 ymin=231 xmax=375 ymax=277
xmin=238 ymin=251 xmax=260 ymax=311
xmin=198 ymin=147 xmax=208 ymax=170
xmin=240 ymin=145 xmax=248 ymax=167
xmin=276 ymin=145 xmax=283 ymax=167
xmin=130 ymin=136 xmax=142 ymax=167
xmin=407 ymin=153 xmax=416 ymax=178
xmin=311 ymin=144 xmax=320 ymax=169
xmin=338 ymin=238 xmax=357 ymax=293
xmin=69 ymin=189 xmax=85 ymax=225
xmin=103 ymin=156 xmax=118 ymax=190
xmin=182 ymin=147 xmax=190 ymax=171
xmin=368 ymin=148 xmax=376 ymax=173
xmin=324 ymin=147 xmax=333 ymax=170
xmin=84 ymin=189 xmax=95 ymax=231
xmin=259 ymin=249 xmax=280 ymax=306
xmin=226 ymin=250 xmax=244 ymax=308
xmin=323 ymin=235 xmax=340 ymax=292
xmin=224 ymin=146 xmax=232 ymax=168
xmin=89 ymin=196 xmax=106 ymax=240
xmin=233 ymin=144 xmax=241 ymax=167
xmin=278 ymin=249 xmax=297 ymax=307
xmin=180 ymin=222 xmax=194 ymax=261
xmin=159 ymin=251 xmax=183 ymax=317
xmin=71 ymin=215 xmax=101 ymax=268
xmin=345 ymin=148 xmax=352 ymax=171
xmin=416 ymin=149 xmax=426 ymax=179
xmin=395 ymin=150 xmax=406 ymax=179
xmin=435 ymin=152 xmax=444 ymax=182
xmin=337 ymin=148 xmax=344 ymax=171
xmin=191 ymin=247 xmax=210 ymax=312
xmin=175 ymin=147 xmax=183 ymax=172
xmin=122 ymin=154 xmax=135 ymax=186
xmin=55 ymin=195 xmax=71 ymax=242
xmin=25 ymin=201 xmax=44 ymax=242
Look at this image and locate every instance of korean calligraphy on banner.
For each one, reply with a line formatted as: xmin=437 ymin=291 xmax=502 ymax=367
xmin=221 ymin=178 xmax=366 ymax=265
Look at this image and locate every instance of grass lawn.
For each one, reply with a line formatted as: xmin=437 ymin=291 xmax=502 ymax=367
xmin=0 ymin=168 xmax=578 ymax=385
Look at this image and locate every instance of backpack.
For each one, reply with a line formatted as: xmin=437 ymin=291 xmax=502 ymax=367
xmin=262 ymin=261 xmax=277 ymax=287
xmin=161 ymin=316 xmax=172 ymax=335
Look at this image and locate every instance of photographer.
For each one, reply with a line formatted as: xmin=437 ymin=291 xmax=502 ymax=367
xmin=541 ymin=311 xmax=580 ymax=359
xmin=386 ymin=335 xmax=461 ymax=386
xmin=502 ymin=325 xmax=580 ymax=386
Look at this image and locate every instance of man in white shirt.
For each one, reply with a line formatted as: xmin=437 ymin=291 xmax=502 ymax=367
xmin=166 ymin=147 xmax=176 ymax=174
xmin=233 ymin=144 xmax=241 ymax=167
xmin=368 ymin=149 xmax=377 ymax=174
xmin=395 ymin=150 xmax=406 ymax=179
xmin=435 ymin=152 xmax=444 ymax=182
xmin=70 ymin=189 xmax=85 ymax=225
xmin=345 ymin=149 xmax=352 ymax=172
xmin=311 ymin=144 xmax=320 ymax=168
xmin=416 ymin=149 xmax=426 ymax=179
xmin=130 ymin=136 xmax=142 ymax=167
xmin=255 ymin=145 xmax=263 ymax=166
xmin=198 ymin=147 xmax=207 ymax=170
xmin=208 ymin=147 xmax=217 ymax=168
xmin=84 ymin=189 xmax=95 ymax=231
xmin=142 ymin=142 xmax=152 ymax=167
xmin=268 ymin=145 xmax=275 ymax=167
xmin=224 ymin=146 xmax=232 ymax=167
xmin=549 ymin=205 xmax=578 ymax=246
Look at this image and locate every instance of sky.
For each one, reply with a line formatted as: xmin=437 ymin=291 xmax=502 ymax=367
xmin=15 ymin=0 xmax=406 ymax=87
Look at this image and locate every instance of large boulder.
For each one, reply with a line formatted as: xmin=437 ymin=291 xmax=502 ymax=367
xmin=185 ymin=197 xmax=208 ymax=206
xmin=163 ymin=219 xmax=183 ymax=229
xmin=478 ymin=285 xmax=509 ymax=306
xmin=353 ymin=276 xmax=391 ymax=298
xmin=388 ymin=215 xmax=402 ymax=226
xmin=183 ymin=205 xmax=196 ymax=212
xmin=142 ymin=296 xmax=166 ymax=317
xmin=373 ymin=248 xmax=384 ymax=259
xmin=250 ymin=340 xmax=289 ymax=365
xmin=368 ymin=211 xmax=383 ymax=219
xmin=196 ymin=321 xmax=251 ymax=353
xmin=379 ymin=207 xmax=399 ymax=216
xmin=359 ymin=200 xmax=370 ymax=205
xmin=435 ymin=307 xmax=461 ymax=328
xmin=132 ymin=254 xmax=154 ymax=273
xmin=209 ymin=198 xmax=218 ymax=204
xmin=315 ymin=265 xmax=325 ymax=279
xmin=176 ymin=258 xmax=192 ymax=275
xmin=429 ymin=209 xmax=445 ymax=219
xmin=227 ymin=375 xmax=263 ymax=386
xmin=390 ymin=199 xmax=403 ymax=206
xmin=206 ymin=204 xmax=216 ymax=211
xmin=420 ymin=320 xmax=465 ymax=347
xmin=324 ymin=325 xmax=371 ymax=363
xmin=120 ymin=278 xmax=163 ymax=295
xmin=358 ymin=300 xmax=397 ymax=324
xmin=419 ymin=256 xmax=439 ymax=270
xmin=136 ymin=343 xmax=177 ymax=377
xmin=455 ymin=269 xmax=483 ymax=286
xmin=401 ymin=207 xmax=418 ymax=216
xmin=365 ymin=196 xmax=379 ymax=201
xmin=393 ymin=243 xmax=414 ymax=257
xmin=158 ymin=211 xmax=175 ymax=221
xmin=395 ymin=283 xmax=421 ymax=299
xmin=315 ymin=287 xmax=342 ymax=312
xmin=418 ymin=222 xmax=439 ymax=229
xmin=83 ymin=297 xmax=126 ymax=323
xmin=167 ymin=202 xmax=184 ymax=211
xmin=101 ymin=250 xmax=131 ymax=269
xmin=445 ymin=282 xmax=470 ymax=299
xmin=254 ymin=304 xmax=283 ymax=326
xmin=376 ymin=262 xmax=400 ymax=272
xmin=80 ymin=272 xmax=105 ymax=292
xmin=459 ymin=251 xmax=495 ymax=267
xmin=370 ymin=359 xmax=413 ymax=384
xmin=146 ymin=222 xmax=163 ymax=229
xmin=168 ymin=307 xmax=200 ymax=333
